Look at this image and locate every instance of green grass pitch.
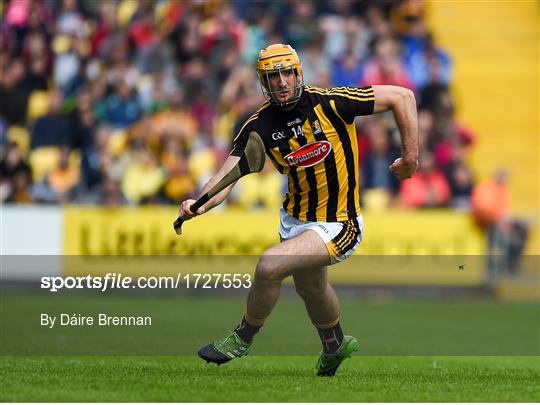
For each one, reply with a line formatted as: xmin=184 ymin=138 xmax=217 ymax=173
xmin=1 ymin=295 xmax=539 ymax=401
xmin=1 ymin=356 xmax=539 ymax=402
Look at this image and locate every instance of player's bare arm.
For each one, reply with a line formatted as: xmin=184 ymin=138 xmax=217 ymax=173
xmin=372 ymin=85 xmax=419 ymax=180
xmin=179 ymin=155 xmax=240 ymax=220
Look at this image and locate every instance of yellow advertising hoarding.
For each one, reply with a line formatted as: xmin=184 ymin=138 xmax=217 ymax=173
xmin=63 ymin=207 xmax=486 ymax=285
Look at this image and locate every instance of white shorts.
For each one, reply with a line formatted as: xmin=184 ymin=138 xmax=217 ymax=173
xmin=278 ymin=208 xmax=364 ymax=265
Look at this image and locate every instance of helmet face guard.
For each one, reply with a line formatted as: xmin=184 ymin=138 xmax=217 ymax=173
xmin=258 ymin=66 xmax=304 ymax=109
xmin=257 ymin=44 xmax=304 ymax=109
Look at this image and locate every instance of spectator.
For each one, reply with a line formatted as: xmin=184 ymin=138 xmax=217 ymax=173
xmin=79 ymin=125 xmax=110 ymax=192
xmin=167 ymin=13 xmax=202 ymax=67
xmin=0 ymin=143 xmax=32 ymax=202
xmin=400 ymin=153 xmax=450 ymax=208
xmin=447 ymin=161 xmax=474 ymax=211
xmin=23 ymin=53 xmax=50 ymax=94
xmin=361 ymin=35 xmax=414 ymax=90
xmin=103 ymin=79 xmax=143 ymax=129
xmin=30 ymin=88 xmax=74 ymax=149
xmin=190 ymin=83 xmax=216 ymax=138
xmin=55 ymin=0 xmax=85 ymax=37
xmin=46 ymin=146 xmax=79 ymax=203
xmin=180 ymin=54 xmax=209 ymax=103
xmin=471 ymin=170 xmax=511 ymax=229
xmin=161 ymin=145 xmax=196 ymax=204
xmin=390 ymin=0 xmax=425 ymax=37
xmin=429 ymin=89 xmax=475 ymax=171
xmin=432 ymin=88 xmax=474 ymax=147
xmin=299 ymin=36 xmax=330 ymax=87
xmin=472 ymin=170 xmax=529 ymax=274
xmin=5 ymin=0 xmax=52 ymax=49
xmin=148 ymin=90 xmax=198 ymax=152
xmin=0 ymin=58 xmax=29 ymax=127
xmin=284 ymin=0 xmax=318 ymax=51
xmin=403 ymin=30 xmax=452 ymax=91
xmin=9 ymin=168 xmax=34 ymax=203
xmin=417 ymin=108 xmax=434 ymax=153
xmin=71 ymin=87 xmax=97 ymax=150
xmin=89 ymin=0 xmax=118 ymax=58
xmin=217 ymin=80 xmax=263 ymax=154
xmin=129 ymin=8 xmax=171 ymax=74
xmin=330 ymin=45 xmax=364 ymax=87
xmin=121 ymin=148 xmax=165 ymax=204
xmin=391 ymin=0 xmax=441 ymax=85
xmin=364 ymin=5 xmax=393 ymax=38
xmin=100 ymin=176 xmax=127 ymax=207
xmin=242 ymin=12 xmax=277 ymax=64
xmin=140 ymin=70 xmax=179 ymax=114
xmin=200 ymin=4 xmax=244 ymax=56
xmin=321 ymin=15 xmax=370 ymax=63
xmin=52 ymin=35 xmax=81 ymax=94
xmin=362 ymin=117 xmax=400 ymax=195
xmin=21 ymin=30 xmax=52 ymax=92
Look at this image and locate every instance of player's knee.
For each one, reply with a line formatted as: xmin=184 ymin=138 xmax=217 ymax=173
xmin=255 ymin=256 xmax=282 ymax=283
xmin=295 ymin=282 xmax=326 ymax=300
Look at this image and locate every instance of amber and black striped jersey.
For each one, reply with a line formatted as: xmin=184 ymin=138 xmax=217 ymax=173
xmin=231 ymin=85 xmax=375 ymax=223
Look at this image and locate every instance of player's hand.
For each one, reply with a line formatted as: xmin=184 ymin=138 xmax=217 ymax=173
xmin=389 ymin=157 xmax=418 ymax=180
xmin=179 ymin=199 xmax=205 ymax=221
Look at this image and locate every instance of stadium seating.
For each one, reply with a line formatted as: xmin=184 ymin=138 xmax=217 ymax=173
xmin=7 ymin=126 xmax=30 ymax=155
xmin=29 ymin=147 xmax=80 ymax=182
xmin=26 ymin=90 xmax=50 ymax=122
xmin=427 ymin=1 xmax=538 ymax=214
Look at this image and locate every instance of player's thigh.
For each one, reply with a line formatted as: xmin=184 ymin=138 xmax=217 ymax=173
xmin=257 ymin=230 xmax=330 ymax=280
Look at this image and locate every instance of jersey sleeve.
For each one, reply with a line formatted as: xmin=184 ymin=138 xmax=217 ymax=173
xmin=331 ymin=86 xmax=375 ymax=124
xmin=230 ymin=116 xmax=257 ymax=157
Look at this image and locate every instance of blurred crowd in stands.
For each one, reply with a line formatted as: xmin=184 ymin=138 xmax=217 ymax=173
xmin=1 ymin=0 xmax=483 ymax=214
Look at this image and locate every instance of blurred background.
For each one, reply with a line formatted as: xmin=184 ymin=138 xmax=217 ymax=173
xmin=1 ymin=0 xmax=538 ymax=301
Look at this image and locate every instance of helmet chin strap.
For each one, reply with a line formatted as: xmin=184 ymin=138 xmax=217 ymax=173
xmin=272 ymin=85 xmax=304 ymax=110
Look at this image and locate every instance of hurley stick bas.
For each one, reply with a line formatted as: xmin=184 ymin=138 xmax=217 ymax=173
xmin=173 ymin=131 xmax=266 ymax=235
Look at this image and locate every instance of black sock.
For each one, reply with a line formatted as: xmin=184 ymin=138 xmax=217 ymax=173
xmin=317 ymin=321 xmax=344 ymax=355
xmin=234 ymin=316 xmax=263 ymax=343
